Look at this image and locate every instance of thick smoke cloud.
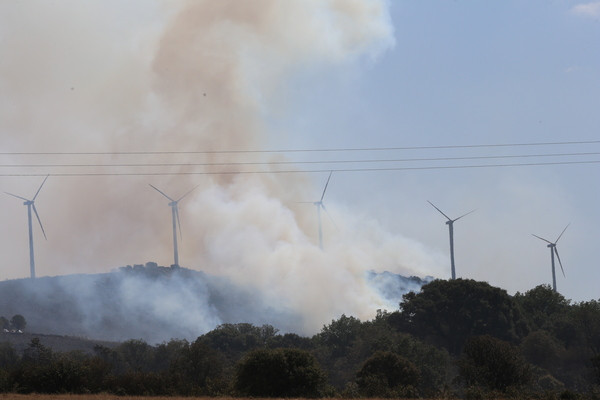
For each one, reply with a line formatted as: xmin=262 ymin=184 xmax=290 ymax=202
xmin=0 ymin=0 xmax=443 ymax=339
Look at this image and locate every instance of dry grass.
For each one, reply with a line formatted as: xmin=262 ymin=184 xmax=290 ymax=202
xmin=0 ymin=396 xmax=431 ymax=400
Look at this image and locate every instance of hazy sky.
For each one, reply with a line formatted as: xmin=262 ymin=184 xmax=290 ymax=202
xmin=0 ymin=0 xmax=598 ymax=319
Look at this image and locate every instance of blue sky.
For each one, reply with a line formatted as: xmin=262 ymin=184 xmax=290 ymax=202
xmin=274 ymin=1 xmax=600 ymax=301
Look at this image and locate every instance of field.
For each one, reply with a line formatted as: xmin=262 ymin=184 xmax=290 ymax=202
xmin=0 ymin=397 xmax=418 ymax=400
xmin=0 ymin=396 xmax=425 ymax=400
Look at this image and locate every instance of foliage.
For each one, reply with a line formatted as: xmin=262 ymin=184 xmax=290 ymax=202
xmin=199 ymin=323 xmax=277 ymax=361
xmin=9 ymin=315 xmax=26 ymax=331
xmin=392 ymin=279 xmax=528 ymax=354
xmin=356 ymin=351 xmax=419 ymax=397
xmin=234 ymin=347 xmax=327 ymax=397
xmin=458 ymin=335 xmax=532 ymax=392
xmin=0 ymin=279 xmax=599 ymax=397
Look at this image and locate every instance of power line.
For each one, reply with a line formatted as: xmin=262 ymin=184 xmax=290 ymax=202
xmin=1 ymin=139 xmax=599 ymax=156
xmin=0 ymin=159 xmax=598 ymax=177
xmin=0 ymin=152 xmax=598 ymax=168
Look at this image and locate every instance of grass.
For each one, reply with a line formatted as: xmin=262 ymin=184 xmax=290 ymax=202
xmin=0 ymin=396 xmax=431 ymax=400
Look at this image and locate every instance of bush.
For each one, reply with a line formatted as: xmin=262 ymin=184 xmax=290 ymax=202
xmin=356 ymin=351 xmax=419 ymax=398
xmin=234 ymin=348 xmax=326 ymax=397
xmin=458 ymin=335 xmax=531 ymax=392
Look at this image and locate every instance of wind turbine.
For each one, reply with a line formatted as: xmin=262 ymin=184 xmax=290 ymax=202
xmin=428 ymin=201 xmax=475 ymax=280
xmin=5 ymin=175 xmax=49 ymax=279
xmin=532 ymin=224 xmax=569 ymax=292
xmin=300 ymin=171 xmax=333 ymax=250
xmin=149 ymin=183 xmax=199 ymax=267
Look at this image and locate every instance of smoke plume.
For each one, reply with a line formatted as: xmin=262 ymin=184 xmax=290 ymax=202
xmin=0 ymin=0 xmax=443 ymax=339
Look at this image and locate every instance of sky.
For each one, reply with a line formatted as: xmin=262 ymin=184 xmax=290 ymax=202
xmin=0 ymin=0 xmax=598 ymax=333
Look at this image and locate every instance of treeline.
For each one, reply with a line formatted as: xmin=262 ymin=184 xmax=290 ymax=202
xmin=0 ymin=314 xmax=26 ymax=332
xmin=0 ymin=279 xmax=599 ymax=398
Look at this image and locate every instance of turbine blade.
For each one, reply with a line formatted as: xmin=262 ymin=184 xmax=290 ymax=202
xmin=32 ymin=175 xmax=49 ymax=201
xmin=555 ymin=223 xmax=570 ymax=243
xmin=175 ymin=206 xmax=182 ymax=239
xmin=320 ymin=171 xmax=332 ymax=202
xmin=554 ymin=247 xmax=565 ymax=277
xmin=427 ymin=200 xmax=451 ymax=221
xmin=176 ymin=183 xmax=201 ymax=202
xmin=454 ymin=209 xmax=476 ymax=222
xmin=32 ymin=204 xmax=47 ymax=240
xmin=532 ymin=233 xmax=553 ymax=245
xmin=321 ymin=203 xmax=338 ymax=231
xmin=149 ymin=184 xmax=175 ymax=202
xmin=5 ymin=192 xmax=29 ymax=202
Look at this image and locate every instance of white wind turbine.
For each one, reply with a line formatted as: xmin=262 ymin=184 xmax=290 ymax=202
xmin=5 ymin=175 xmax=49 ymax=279
xmin=300 ymin=171 xmax=333 ymax=250
xmin=532 ymin=224 xmax=569 ymax=292
xmin=149 ymin=184 xmax=199 ymax=267
xmin=428 ymin=201 xmax=475 ymax=280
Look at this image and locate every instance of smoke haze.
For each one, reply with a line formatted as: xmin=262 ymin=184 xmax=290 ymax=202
xmin=0 ymin=0 xmax=443 ymax=338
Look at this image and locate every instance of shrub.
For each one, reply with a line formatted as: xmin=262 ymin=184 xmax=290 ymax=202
xmin=458 ymin=335 xmax=531 ymax=392
xmin=356 ymin=351 xmax=419 ymax=397
xmin=234 ymin=348 xmax=326 ymax=397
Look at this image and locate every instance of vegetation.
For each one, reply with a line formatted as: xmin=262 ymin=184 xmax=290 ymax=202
xmin=0 ymin=314 xmax=26 ymax=332
xmin=1 ymin=279 xmax=599 ymax=398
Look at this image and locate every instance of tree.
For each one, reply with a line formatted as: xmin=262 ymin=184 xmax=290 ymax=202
xmin=356 ymin=351 xmax=419 ymax=397
xmin=200 ymin=323 xmax=277 ymax=361
xmin=0 ymin=342 xmax=18 ymax=368
xmin=0 ymin=316 xmax=9 ymax=330
xmin=458 ymin=335 xmax=531 ymax=392
xmin=169 ymin=338 xmax=227 ymax=395
xmin=514 ymin=285 xmax=570 ymax=330
xmin=234 ymin=348 xmax=327 ymax=397
xmin=392 ymin=279 xmax=527 ymax=354
xmin=10 ymin=314 xmax=26 ymax=331
xmin=316 ymin=314 xmax=362 ymax=357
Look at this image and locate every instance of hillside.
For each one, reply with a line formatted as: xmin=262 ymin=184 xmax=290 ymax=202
xmin=0 ymin=332 xmax=117 ymax=354
xmin=0 ymin=263 xmax=428 ymax=343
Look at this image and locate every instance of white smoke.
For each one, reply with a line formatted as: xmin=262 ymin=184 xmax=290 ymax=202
xmin=0 ymin=0 xmax=445 ymax=339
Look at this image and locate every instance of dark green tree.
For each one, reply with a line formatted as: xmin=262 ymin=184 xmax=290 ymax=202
xmin=10 ymin=314 xmax=26 ymax=331
xmin=0 ymin=342 xmax=18 ymax=368
xmin=392 ymin=279 xmax=527 ymax=353
xmin=200 ymin=323 xmax=276 ymax=361
xmin=458 ymin=335 xmax=531 ymax=392
xmin=169 ymin=338 xmax=227 ymax=395
xmin=356 ymin=351 xmax=419 ymax=397
xmin=316 ymin=314 xmax=362 ymax=357
xmin=0 ymin=316 xmax=9 ymax=330
xmin=234 ymin=348 xmax=327 ymax=397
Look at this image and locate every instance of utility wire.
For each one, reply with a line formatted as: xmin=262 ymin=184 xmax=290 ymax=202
xmin=0 ymin=151 xmax=598 ymax=168
xmin=0 ymin=139 xmax=599 ymax=156
xmin=0 ymin=159 xmax=598 ymax=177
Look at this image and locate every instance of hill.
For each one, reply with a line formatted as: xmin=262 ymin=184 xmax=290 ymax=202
xmin=0 ymin=263 xmax=429 ymax=343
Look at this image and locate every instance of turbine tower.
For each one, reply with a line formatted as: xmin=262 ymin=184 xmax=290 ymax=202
xmin=300 ymin=172 xmax=333 ymax=250
xmin=532 ymin=224 xmax=569 ymax=292
xmin=428 ymin=201 xmax=475 ymax=280
xmin=5 ymin=175 xmax=49 ymax=279
xmin=314 ymin=172 xmax=333 ymax=250
xmin=150 ymin=184 xmax=199 ymax=267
